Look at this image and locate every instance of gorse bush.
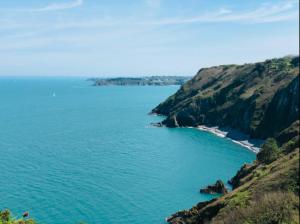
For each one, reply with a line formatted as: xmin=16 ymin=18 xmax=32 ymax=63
xmin=0 ymin=210 xmax=36 ymax=224
xmin=222 ymin=191 xmax=299 ymax=224
xmin=284 ymin=138 xmax=299 ymax=154
xmin=0 ymin=210 xmax=88 ymax=224
xmin=257 ymin=138 xmax=280 ymax=164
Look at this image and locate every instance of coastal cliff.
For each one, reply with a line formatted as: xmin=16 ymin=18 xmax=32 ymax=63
xmin=152 ymin=56 xmax=299 ymax=144
xmin=152 ymin=56 xmax=300 ymax=224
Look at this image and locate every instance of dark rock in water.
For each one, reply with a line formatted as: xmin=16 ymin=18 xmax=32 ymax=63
xmin=22 ymin=211 xmax=29 ymax=218
xmin=151 ymin=122 xmax=163 ymax=127
xmin=200 ymin=180 xmax=228 ymax=194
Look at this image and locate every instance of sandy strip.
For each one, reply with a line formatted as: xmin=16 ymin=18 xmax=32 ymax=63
xmin=197 ymin=125 xmax=264 ymax=153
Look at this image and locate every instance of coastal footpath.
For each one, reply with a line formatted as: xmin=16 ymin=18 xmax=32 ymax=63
xmin=152 ymin=56 xmax=299 ymax=223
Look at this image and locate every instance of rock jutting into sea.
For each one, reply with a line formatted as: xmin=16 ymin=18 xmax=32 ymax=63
xmin=200 ymin=180 xmax=228 ymax=195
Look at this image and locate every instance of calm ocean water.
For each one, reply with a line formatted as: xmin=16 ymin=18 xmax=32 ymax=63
xmin=0 ymin=77 xmax=255 ymax=224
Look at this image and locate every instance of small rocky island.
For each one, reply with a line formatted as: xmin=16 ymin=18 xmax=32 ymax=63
xmin=88 ymin=76 xmax=191 ymax=86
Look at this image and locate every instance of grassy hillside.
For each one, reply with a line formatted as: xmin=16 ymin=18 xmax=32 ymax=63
xmin=152 ymin=56 xmax=299 ymax=144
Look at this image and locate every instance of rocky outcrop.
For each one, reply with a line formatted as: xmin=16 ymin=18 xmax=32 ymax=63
xmin=200 ymin=180 xmax=228 ymax=194
xmin=166 ymin=198 xmax=224 ymax=224
xmin=152 ymin=56 xmax=299 ymax=144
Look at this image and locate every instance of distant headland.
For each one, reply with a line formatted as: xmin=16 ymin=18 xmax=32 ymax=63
xmin=87 ymin=76 xmax=191 ymax=86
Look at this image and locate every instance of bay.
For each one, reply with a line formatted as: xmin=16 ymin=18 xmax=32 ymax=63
xmin=0 ymin=77 xmax=255 ymax=224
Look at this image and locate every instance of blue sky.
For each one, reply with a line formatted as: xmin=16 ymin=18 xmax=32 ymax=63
xmin=0 ymin=0 xmax=298 ymax=76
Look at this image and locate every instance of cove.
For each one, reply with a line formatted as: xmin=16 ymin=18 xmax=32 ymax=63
xmin=0 ymin=77 xmax=255 ymax=224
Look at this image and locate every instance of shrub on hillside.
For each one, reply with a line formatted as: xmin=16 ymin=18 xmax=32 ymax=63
xmin=0 ymin=210 xmax=36 ymax=224
xmin=257 ymin=138 xmax=280 ymax=164
xmin=222 ymin=191 xmax=299 ymax=224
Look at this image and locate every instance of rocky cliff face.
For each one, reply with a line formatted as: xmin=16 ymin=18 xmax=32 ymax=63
xmin=152 ymin=56 xmax=299 ymax=144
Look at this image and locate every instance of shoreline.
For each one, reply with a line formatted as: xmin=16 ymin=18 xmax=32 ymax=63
xmin=197 ymin=125 xmax=264 ymax=153
xmin=148 ymin=113 xmax=264 ymax=153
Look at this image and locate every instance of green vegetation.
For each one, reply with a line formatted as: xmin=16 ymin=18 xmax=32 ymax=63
xmin=227 ymin=190 xmax=250 ymax=208
xmin=0 ymin=210 xmax=36 ymax=224
xmin=0 ymin=210 xmax=89 ymax=224
xmin=257 ymin=138 xmax=280 ymax=164
xmin=223 ymin=191 xmax=299 ymax=224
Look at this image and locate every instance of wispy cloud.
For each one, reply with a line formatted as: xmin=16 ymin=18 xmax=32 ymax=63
xmin=20 ymin=0 xmax=83 ymax=12
xmin=1 ymin=0 xmax=297 ymax=31
xmin=0 ymin=0 xmax=298 ymax=51
xmin=142 ymin=1 xmax=298 ymax=25
xmin=26 ymin=1 xmax=299 ymax=31
xmin=145 ymin=0 xmax=161 ymax=8
xmin=42 ymin=0 xmax=299 ymax=30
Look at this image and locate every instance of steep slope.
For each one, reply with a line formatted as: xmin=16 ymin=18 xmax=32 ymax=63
xmin=152 ymin=56 xmax=299 ymax=144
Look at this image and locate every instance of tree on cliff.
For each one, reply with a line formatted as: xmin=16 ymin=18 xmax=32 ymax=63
xmin=257 ymin=138 xmax=280 ymax=164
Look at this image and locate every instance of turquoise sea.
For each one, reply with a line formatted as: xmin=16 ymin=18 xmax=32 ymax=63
xmin=0 ymin=77 xmax=255 ymax=224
